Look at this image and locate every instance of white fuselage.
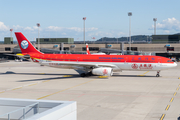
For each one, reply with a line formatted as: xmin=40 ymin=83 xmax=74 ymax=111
xmin=37 ymin=59 xmax=177 ymax=71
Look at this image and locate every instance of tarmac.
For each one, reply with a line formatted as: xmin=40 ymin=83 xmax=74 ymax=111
xmin=0 ymin=61 xmax=180 ymax=120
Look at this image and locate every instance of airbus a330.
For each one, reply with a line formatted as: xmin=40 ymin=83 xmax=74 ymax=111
xmin=15 ymin=32 xmax=177 ymax=77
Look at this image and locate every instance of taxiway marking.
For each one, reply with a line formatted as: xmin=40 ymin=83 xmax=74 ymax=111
xmin=160 ymin=84 xmax=179 ymax=119
xmin=28 ymin=83 xmax=38 ymax=86
xmin=38 ymin=73 xmax=45 ymax=74
xmin=63 ymin=75 xmax=73 ymax=77
xmin=42 ymin=80 xmax=50 ymax=83
xmin=0 ymin=75 xmax=54 ymax=94
xmin=12 ymin=86 xmax=23 ymax=90
xmin=143 ymin=71 xmax=149 ymax=74
xmin=37 ymin=79 xmax=97 ymax=100
xmin=137 ymin=71 xmax=149 ymax=76
xmin=165 ymin=105 xmax=170 ymax=111
xmin=98 ymin=76 xmax=108 ymax=78
xmin=170 ymin=98 xmax=174 ymax=102
xmin=176 ymin=87 xmax=179 ymax=90
xmin=160 ymin=114 xmax=165 ymax=120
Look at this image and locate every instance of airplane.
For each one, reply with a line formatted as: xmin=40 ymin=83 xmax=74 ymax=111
xmin=15 ymin=32 xmax=177 ymax=77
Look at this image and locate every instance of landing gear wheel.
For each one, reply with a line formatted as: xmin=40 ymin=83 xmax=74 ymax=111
xmin=80 ymin=73 xmax=86 ymax=77
xmin=156 ymin=74 xmax=160 ymax=77
xmin=80 ymin=72 xmax=92 ymax=77
xmin=156 ymin=71 xmax=160 ymax=77
xmin=86 ymin=71 xmax=92 ymax=76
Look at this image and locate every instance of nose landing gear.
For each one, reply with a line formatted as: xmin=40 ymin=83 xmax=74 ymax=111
xmin=156 ymin=71 xmax=160 ymax=77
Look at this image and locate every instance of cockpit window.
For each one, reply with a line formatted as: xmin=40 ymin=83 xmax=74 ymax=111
xmin=167 ymin=60 xmax=173 ymax=62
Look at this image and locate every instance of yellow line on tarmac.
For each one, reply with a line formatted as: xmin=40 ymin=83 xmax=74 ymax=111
xmin=98 ymin=76 xmax=108 ymax=78
xmin=160 ymin=114 xmax=165 ymax=120
xmin=37 ymin=79 xmax=97 ymax=100
xmin=63 ymin=75 xmax=73 ymax=77
xmin=165 ymin=105 xmax=170 ymax=111
xmin=0 ymin=80 xmax=51 ymax=94
xmin=170 ymin=98 xmax=174 ymax=102
xmin=137 ymin=71 xmax=149 ymax=76
xmin=143 ymin=71 xmax=149 ymax=75
xmin=137 ymin=75 xmax=145 ymax=76
xmin=42 ymin=80 xmax=50 ymax=83
xmin=28 ymin=83 xmax=38 ymax=86
xmin=0 ymin=91 xmax=5 ymax=94
xmin=12 ymin=87 xmax=23 ymax=90
xmin=174 ymin=92 xmax=177 ymax=96
xmin=177 ymin=87 xmax=179 ymax=90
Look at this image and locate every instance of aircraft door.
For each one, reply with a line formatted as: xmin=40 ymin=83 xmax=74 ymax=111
xmin=123 ymin=57 xmax=130 ymax=70
xmin=158 ymin=58 xmax=162 ymax=65
xmin=77 ymin=57 xmax=80 ymax=62
xmin=156 ymin=58 xmax=162 ymax=70
xmin=125 ymin=57 xmax=128 ymax=63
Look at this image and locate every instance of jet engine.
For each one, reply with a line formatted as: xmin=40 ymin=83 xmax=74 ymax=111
xmin=92 ymin=67 xmax=113 ymax=76
xmin=23 ymin=54 xmax=31 ymax=59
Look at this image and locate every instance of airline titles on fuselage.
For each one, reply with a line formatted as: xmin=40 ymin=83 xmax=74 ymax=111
xmin=131 ymin=63 xmax=153 ymax=69
xmin=99 ymin=57 xmax=155 ymax=61
xmin=99 ymin=57 xmax=124 ymax=59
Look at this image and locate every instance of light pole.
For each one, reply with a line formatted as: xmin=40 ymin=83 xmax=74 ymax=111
xmin=37 ymin=23 xmax=40 ymax=51
xmin=83 ymin=17 xmax=86 ymax=44
xmin=10 ymin=29 xmax=13 ymax=38
xmin=153 ymin=18 xmax=157 ymax=35
xmin=92 ymin=37 xmax=95 ymax=44
xmin=128 ymin=12 xmax=132 ymax=51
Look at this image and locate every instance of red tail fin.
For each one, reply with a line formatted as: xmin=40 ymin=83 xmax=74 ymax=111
xmin=86 ymin=43 xmax=90 ymax=55
xmin=15 ymin=32 xmax=42 ymax=54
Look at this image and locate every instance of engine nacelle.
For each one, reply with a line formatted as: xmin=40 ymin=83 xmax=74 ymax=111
xmin=92 ymin=67 xmax=113 ymax=76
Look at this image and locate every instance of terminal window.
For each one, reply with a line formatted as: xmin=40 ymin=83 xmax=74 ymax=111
xmin=82 ymin=47 xmax=99 ymax=51
xmin=5 ymin=47 xmax=11 ymax=51
xmin=127 ymin=47 xmax=137 ymax=51
xmin=44 ymin=39 xmax=49 ymax=42
xmin=167 ymin=47 xmax=174 ymax=51
xmin=51 ymin=39 xmax=56 ymax=42
xmin=60 ymin=47 xmax=69 ymax=50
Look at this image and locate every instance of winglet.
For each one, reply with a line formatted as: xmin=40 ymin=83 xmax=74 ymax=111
xmin=86 ymin=43 xmax=90 ymax=55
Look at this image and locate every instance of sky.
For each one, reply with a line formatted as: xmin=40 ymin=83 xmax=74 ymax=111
xmin=0 ymin=0 xmax=180 ymax=41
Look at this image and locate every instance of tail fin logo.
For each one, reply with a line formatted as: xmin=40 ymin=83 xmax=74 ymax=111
xmin=21 ymin=40 xmax=29 ymax=49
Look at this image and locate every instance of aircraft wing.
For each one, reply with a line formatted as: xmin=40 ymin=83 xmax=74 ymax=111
xmin=16 ymin=54 xmax=30 ymax=59
xmin=41 ymin=61 xmax=118 ymax=69
xmin=4 ymin=53 xmax=23 ymax=57
xmin=5 ymin=53 xmax=29 ymax=58
xmin=5 ymin=53 xmax=31 ymax=61
xmin=67 ymin=62 xmax=117 ymax=68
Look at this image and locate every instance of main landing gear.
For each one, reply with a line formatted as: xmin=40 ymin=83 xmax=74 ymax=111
xmin=156 ymin=71 xmax=160 ymax=77
xmin=80 ymin=72 xmax=92 ymax=77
